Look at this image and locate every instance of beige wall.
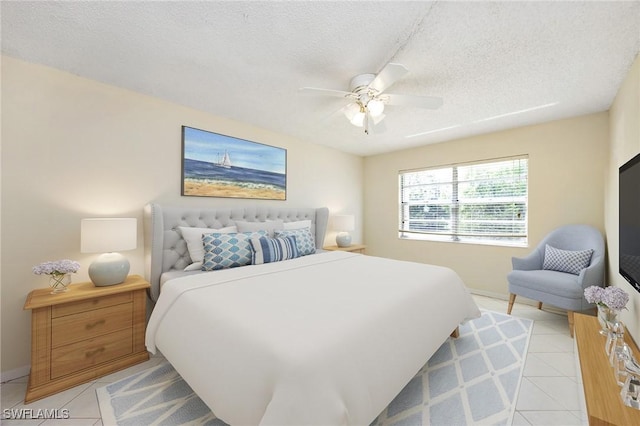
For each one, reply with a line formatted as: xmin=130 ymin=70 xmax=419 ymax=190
xmin=0 ymin=56 xmax=363 ymax=376
xmin=607 ymin=54 xmax=640 ymax=342
xmin=363 ymin=113 xmax=608 ymax=298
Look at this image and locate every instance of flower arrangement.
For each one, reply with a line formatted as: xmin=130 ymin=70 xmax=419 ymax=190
xmin=584 ymin=285 xmax=629 ymax=310
xmin=32 ymin=259 xmax=80 ymax=277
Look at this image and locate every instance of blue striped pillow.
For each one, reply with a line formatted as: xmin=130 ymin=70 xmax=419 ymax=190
xmin=250 ymin=236 xmax=300 ymax=265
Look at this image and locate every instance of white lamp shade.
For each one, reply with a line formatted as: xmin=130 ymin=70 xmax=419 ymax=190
xmin=81 ymin=218 xmax=137 ymax=253
xmin=343 ymin=103 xmax=360 ymax=121
xmin=367 ymin=99 xmax=385 ymax=117
xmin=350 ymin=112 xmax=365 ymax=127
xmin=332 ymin=215 xmax=355 ymax=232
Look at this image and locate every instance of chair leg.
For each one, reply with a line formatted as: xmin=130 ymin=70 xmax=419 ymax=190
xmin=567 ymin=310 xmax=575 ymax=338
xmin=538 ymin=302 xmax=543 ymax=310
xmin=507 ymin=294 xmax=516 ymax=315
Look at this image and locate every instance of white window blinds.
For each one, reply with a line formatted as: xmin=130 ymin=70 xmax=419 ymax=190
xmin=399 ymin=156 xmax=528 ymax=245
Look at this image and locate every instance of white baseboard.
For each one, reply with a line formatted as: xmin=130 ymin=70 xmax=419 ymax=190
xmin=469 ymin=289 xmax=509 ymax=301
xmin=1 ymin=365 xmax=30 ymax=384
xmin=469 ymin=289 xmax=568 ymax=315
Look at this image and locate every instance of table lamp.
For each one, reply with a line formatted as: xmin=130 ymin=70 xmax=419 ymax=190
xmin=81 ymin=218 xmax=137 ymax=286
xmin=332 ymin=215 xmax=355 ymax=247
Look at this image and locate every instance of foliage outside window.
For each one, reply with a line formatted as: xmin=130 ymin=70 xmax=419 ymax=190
xmin=399 ymin=156 xmax=528 ymax=246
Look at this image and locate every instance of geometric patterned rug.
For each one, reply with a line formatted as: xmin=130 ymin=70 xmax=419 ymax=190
xmin=372 ymin=310 xmax=533 ymax=426
xmin=96 ymin=310 xmax=532 ymax=426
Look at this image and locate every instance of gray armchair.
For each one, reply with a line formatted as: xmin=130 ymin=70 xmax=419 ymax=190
xmin=507 ymin=224 xmax=605 ymax=337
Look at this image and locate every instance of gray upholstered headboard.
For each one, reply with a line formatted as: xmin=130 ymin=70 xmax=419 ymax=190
xmin=143 ymin=203 xmax=329 ymax=301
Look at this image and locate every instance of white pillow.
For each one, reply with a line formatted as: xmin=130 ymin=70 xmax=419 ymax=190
xmin=284 ymin=219 xmax=312 ymax=230
xmin=179 ymin=226 xmax=237 ymax=271
xmin=235 ymin=219 xmax=284 ymax=237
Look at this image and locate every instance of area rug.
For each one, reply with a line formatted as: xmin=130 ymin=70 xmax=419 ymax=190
xmin=97 ymin=310 xmax=532 ymax=426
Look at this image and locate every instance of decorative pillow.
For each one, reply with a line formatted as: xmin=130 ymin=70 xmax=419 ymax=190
xmin=284 ymin=220 xmax=312 ymax=230
xmin=250 ymin=236 xmax=299 ymax=265
xmin=202 ymin=231 xmax=267 ymax=271
xmin=543 ymin=244 xmax=594 ymax=275
xmin=274 ymin=228 xmax=316 ymax=256
xmin=179 ymin=226 xmax=238 ymax=271
xmin=234 ymin=220 xmax=284 ymax=237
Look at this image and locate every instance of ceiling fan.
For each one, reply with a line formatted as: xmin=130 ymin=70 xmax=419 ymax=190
xmin=300 ymin=63 xmax=443 ymax=135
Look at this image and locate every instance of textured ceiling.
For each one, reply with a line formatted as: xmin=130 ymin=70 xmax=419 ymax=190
xmin=2 ymin=1 xmax=639 ymax=156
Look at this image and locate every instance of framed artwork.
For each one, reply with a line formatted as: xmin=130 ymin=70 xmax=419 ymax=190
xmin=181 ymin=126 xmax=287 ymax=200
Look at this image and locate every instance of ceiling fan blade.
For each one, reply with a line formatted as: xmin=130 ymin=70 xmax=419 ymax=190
xmin=368 ymin=63 xmax=409 ymax=93
xmin=299 ymin=87 xmax=355 ymax=98
xmin=384 ymin=93 xmax=443 ymax=109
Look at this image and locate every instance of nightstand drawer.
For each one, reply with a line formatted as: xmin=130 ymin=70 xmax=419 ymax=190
xmin=51 ymin=303 xmax=133 ymax=348
xmin=52 ymin=292 xmax=132 ymax=318
xmin=50 ymin=328 xmax=133 ymax=379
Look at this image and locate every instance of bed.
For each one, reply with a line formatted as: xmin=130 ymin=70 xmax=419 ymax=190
xmin=143 ymin=203 xmax=480 ymax=425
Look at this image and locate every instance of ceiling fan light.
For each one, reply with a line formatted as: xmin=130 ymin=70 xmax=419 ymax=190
xmin=367 ymin=99 xmax=385 ymax=117
xmin=350 ymin=112 xmax=365 ymax=127
xmin=343 ymin=102 xmax=360 ymax=121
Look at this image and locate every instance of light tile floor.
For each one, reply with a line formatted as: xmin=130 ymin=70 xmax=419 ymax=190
xmin=1 ymin=295 xmax=587 ymax=425
xmin=473 ymin=295 xmax=588 ymax=426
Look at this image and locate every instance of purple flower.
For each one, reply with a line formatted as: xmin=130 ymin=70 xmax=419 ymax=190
xmin=32 ymin=259 xmax=80 ymax=276
xmin=602 ymin=286 xmax=629 ymax=310
xmin=584 ymin=286 xmax=605 ymax=304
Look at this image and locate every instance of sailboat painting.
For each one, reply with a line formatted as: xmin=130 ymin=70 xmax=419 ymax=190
xmin=181 ymin=126 xmax=286 ymax=200
xmin=216 ymin=150 xmax=232 ymax=169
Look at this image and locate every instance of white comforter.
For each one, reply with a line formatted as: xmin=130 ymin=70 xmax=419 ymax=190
xmin=146 ymin=251 xmax=480 ymax=425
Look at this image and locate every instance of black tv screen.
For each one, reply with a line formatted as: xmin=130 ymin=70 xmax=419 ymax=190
xmin=620 ymin=152 xmax=640 ymax=293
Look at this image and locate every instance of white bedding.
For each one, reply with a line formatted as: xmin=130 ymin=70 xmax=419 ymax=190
xmin=146 ymin=251 xmax=480 ymax=425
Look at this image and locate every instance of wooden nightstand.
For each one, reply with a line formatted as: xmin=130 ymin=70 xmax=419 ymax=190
xmin=23 ymin=275 xmax=150 ymax=403
xmin=324 ymin=244 xmax=367 ymax=254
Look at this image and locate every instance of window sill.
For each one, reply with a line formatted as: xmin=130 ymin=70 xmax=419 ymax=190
xmin=398 ymin=233 xmax=528 ymax=248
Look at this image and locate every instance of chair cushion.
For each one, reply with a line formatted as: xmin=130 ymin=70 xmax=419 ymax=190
xmin=508 ymin=269 xmax=583 ymax=300
xmin=542 ymin=244 xmax=593 ymax=275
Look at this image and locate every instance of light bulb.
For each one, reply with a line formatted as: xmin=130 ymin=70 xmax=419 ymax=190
xmin=367 ymin=99 xmax=385 ymax=117
xmin=343 ymin=103 xmax=360 ymax=121
xmin=350 ymin=112 xmax=365 ymax=127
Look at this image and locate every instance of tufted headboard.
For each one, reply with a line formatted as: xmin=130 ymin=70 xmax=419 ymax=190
xmin=143 ymin=203 xmax=329 ymax=301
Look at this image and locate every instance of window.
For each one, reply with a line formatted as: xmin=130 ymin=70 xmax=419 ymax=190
xmin=399 ymin=156 xmax=528 ymax=246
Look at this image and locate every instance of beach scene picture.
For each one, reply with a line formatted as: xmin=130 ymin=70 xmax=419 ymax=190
xmin=182 ymin=126 xmax=286 ymax=200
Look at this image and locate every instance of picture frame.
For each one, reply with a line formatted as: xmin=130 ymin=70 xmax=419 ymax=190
xmin=181 ymin=126 xmax=287 ymax=200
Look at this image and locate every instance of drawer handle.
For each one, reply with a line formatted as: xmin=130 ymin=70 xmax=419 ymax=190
xmin=85 ymin=319 xmax=106 ymax=330
xmin=85 ymin=347 xmax=105 ymax=358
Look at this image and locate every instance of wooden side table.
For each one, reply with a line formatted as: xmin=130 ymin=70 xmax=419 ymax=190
xmin=23 ymin=275 xmax=150 ymax=403
xmin=324 ymin=244 xmax=367 ymax=254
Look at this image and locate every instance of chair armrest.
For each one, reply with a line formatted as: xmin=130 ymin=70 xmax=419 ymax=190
xmin=512 ymin=250 xmax=543 ymax=271
xmin=578 ymin=256 xmax=605 ymax=289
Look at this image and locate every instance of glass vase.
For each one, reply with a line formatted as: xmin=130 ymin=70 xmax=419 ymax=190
xmin=597 ymin=305 xmax=619 ymax=335
xmin=49 ymin=273 xmax=71 ymax=294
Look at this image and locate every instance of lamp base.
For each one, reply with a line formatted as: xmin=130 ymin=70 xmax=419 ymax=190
xmin=336 ymin=232 xmax=352 ymax=248
xmin=88 ymin=252 xmax=130 ymax=286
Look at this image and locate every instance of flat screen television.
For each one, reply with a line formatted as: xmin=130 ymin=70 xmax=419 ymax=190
xmin=620 ymin=152 xmax=640 ymax=293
